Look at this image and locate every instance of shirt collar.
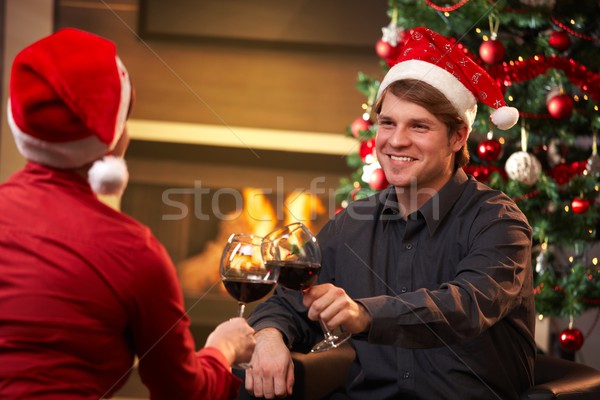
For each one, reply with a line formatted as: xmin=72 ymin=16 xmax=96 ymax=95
xmin=379 ymin=168 xmax=469 ymax=234
xmin=380 ymin=187 xmax=405 ymax=230
xmin=23 ymin=161 xmax=94 ymax=196
xmin=420 ymin=168 xmax=469 ymax=235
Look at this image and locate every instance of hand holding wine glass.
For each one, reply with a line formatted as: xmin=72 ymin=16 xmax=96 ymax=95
xmin=261 ymin=222 xmax=350 ymax=353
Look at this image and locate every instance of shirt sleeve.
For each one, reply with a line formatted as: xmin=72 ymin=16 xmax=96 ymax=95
xmin=125 ymin=235 xmax=241 ymax=400
xmin=360 ymin=208 xmax=533 ymax=348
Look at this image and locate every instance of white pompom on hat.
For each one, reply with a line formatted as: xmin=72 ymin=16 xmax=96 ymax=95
xmin=377 ymin=27 xmax=519 ymax=133
xmin=7 ymin=28 xmax=131 ymax=195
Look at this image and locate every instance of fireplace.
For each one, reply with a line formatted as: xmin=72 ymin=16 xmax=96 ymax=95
xmin=120 ymin=120 xmax=353 ymax=344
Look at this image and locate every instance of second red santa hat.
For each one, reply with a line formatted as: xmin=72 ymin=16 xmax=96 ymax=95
xmin=377 ymin=27 xmax=519 ymax=132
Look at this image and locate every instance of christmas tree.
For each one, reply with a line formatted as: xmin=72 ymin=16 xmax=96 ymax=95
xmin=337 ymin=0 xmax=600 ymax=354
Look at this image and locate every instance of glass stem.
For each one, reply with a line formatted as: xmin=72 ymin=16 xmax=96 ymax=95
xmin=238 ymin=302 xmax=246 ymax=318
xmin=320 ymin=319 xmax=335 ymax=341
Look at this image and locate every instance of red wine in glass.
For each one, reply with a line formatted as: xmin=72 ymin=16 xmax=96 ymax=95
xmin=265 ymin=260 xmax=321 ymax=290
xmin=222 ymin=278 xmax=276 ymax=304
xmin=262 ymin=222 xmax=350 ymax=353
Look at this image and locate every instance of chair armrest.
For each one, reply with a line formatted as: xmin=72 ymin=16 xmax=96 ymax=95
xmin=291 ymin=343 xmax=355 ymax=400
xmin=521 ymin=355 xmax=600 ymax=400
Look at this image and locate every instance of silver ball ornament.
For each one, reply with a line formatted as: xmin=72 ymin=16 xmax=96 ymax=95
xmin=505 ymin=151 xmax=542 ymax=186
xmin=586 ymin=154 xmax=600 ymax=175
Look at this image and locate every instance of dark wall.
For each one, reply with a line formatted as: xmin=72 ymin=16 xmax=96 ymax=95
xmin=55 ymin=0 xmax=386 ymax=134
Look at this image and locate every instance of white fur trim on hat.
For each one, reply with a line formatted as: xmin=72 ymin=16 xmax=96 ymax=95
xmin=88 ymin=155 xmax=129 ymax=196
xmin=377 ymin=60 xmax=478 ymax=132
xmin=7 ymin=100 xmax=108 ymax=169
xmin=490 ymin=106 xmax=519 ymax=130
xmin=112 ymin=56 xmax=131 ymax=150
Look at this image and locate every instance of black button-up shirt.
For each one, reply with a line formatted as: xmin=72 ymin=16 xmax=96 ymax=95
xmin=249 ymin=169 xmax=535 ymax=399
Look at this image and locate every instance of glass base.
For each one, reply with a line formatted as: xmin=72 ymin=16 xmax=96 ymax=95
xmin=310 ymin=331 xmax=351 ymax=353
xmin=232 ymin=362 xmax=252 ymax=370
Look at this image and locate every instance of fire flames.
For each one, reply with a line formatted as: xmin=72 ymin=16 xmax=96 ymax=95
xmin=178 ymin=188 xmax=326 ymax=295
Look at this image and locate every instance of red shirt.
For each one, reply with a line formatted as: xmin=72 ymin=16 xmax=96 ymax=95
xmin=0 ymin=162 xmax=240 ymax=399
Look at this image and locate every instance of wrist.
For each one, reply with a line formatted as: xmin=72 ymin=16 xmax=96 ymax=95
xmin=356 ymin=301 xmax=373 ymax=333
xmin=255 ymin=327 xmax=288 ymax=347
xmin=255 ymin=327 xmax=283 ymax=341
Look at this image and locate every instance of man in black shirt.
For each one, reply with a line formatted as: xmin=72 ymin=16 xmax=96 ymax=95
xmin=245 ymin=27 xmax=535 ymax=399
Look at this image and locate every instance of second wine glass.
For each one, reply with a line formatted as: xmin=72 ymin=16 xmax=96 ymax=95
xmin=261 ymin=222 xmax=350 ymax=353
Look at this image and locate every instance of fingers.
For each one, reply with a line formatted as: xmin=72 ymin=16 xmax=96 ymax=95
xmin=304 ymin=284 xmax=348 ymax=322
xmin=286 ymin=358 xmax=295 ymax=394
xmin=244 ymin=366 xmax=254 ymax=392
xmin=301 ymin=283 xmax=332 ymax=306
xmin=246 ymin=363 xmax=290 ymax=398
xmin=228 ymin=317 xmax=255 ymax=334
xmin=206 ymin=317 xmax=256 ymax=365
xmin=244 ymin=332 xmax=293 ymax=399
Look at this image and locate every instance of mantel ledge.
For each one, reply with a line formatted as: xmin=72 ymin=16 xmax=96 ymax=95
xmin=127 ymin=119 xmax=358 ymax=156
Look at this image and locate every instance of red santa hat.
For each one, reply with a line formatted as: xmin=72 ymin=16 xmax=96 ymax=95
xmin=7 ymin=28 xmax=131 ymax=195
xmin=376 ymin=27 xmax=519 ymax=132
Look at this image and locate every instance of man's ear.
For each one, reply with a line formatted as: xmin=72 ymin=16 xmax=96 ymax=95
xmin=451 ymin=124 xmax=469 ymax=152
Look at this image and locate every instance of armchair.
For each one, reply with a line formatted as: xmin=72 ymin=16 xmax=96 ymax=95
xmin=237 ymin=347 xmax=600 ymax=400
xmin=520 ymin=354 xmax=600 ymax=399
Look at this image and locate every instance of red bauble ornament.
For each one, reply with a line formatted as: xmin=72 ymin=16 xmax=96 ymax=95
xmin=463 ymin=165 xmax=507 ymax=183
xmin=559 ymin=328 xmax=584 ymax=352
xmin=547 ymin=94 xmax=573 ymax=119
xmin=369 ymin=168 xmax=389 ymax=191
xmin=571 ymin=198 xmax=590 ymax=214
xmin=549 ymin=163 xmax=576 ymax=185
xmin=548 ymin=30 xmax=571 ymax=52
xmin=479 ymin=40 xmax=505 ymax=64
xmin=477 ymin=139 xmax=503 ymax=161
xmin=351 ymin=117 xmax=372 ymax=138
xmin=359 ymin=138 xmax=376 ymax=162
xmin=375 ymin=39 xmax=393 ymax=59
xmin=375 ymin=39 xmax=400 ymax=66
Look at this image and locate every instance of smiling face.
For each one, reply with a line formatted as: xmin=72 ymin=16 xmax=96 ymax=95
xmin=375 ymin=82 xmax=468 ymax=203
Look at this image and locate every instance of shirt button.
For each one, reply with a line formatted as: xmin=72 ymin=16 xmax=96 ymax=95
xmin=401 ymin=287 xmax=407 ymax=293
xmin=405 ymin=243 xmax=413 ymax=250
xmin=403 ymin=371 xmax=410 ymax=379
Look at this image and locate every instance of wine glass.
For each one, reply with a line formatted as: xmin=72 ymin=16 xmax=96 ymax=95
xmin=220 ymin=233 xmax=278 ymax=368
xmin=261 ymin=222 xmax=351 ymax=353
